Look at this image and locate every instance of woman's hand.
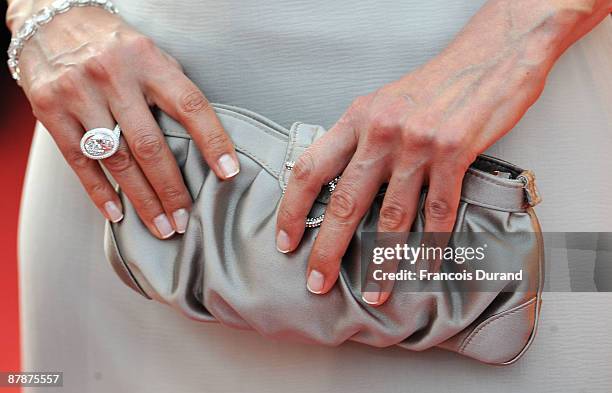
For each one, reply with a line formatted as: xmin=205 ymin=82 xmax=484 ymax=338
xmin=14 ymin=5 xmax=240 ymax=239
xmin=276 ymin=0 xmax=612 ymax=304
xmin=277 ymin=68 xmax=540 ymax=304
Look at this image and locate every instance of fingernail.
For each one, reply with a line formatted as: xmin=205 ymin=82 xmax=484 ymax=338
xmin=217 ymin=154 xmax=240 ymax=179
xmin=104 ymin=201 xmax=123 ymax=223
xmin=172 ymin=208 xmax=189 ymax=234
xmin=276 ymin=230 xmax=291 ymax=253
xmin=362 ymin=282 xmax=381 ymax=305
xmin=307 ymin=269 xmax=325 ymax=294
xmin=153 ymin=213 xmax=175 ymax=239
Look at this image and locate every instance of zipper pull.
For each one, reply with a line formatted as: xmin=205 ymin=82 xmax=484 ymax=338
xmin=517 ymin=170 xmax=542 ymax=207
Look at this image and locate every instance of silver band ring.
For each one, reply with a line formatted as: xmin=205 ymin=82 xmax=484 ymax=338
xmin=80 ymin=124 xmax=122 ymax=160
xmin=283 ymin=161 xmax=340 ymax=228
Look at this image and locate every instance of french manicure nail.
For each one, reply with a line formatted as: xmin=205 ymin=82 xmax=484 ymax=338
xmin=172 ymin=208 xmax=189 ymax=234
xmin=153 ymin=213 xmax=175 ymax=239
xmin=362 ymin=282 xmax=381 ymax=305
xmin=276 ymin=230 xmax=291 ymax=253
xmin=307 ymin=269 xmax=325 ymax=294
xmin=104 ymin=201 xmax=123 ymax=223
xmin=217 ymin=154 xmax=240 ymax=179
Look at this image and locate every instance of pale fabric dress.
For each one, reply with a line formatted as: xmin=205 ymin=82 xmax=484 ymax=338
xmin=18 ymin=1 xmax=612 ymax=392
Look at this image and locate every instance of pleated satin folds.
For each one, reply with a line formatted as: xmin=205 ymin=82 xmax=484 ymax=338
xmin=105 ymin=104 xmax=544 ymax=365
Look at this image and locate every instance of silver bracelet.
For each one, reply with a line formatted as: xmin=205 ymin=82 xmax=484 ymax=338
xmin=7 ymin=0 xmax=119 ymax=84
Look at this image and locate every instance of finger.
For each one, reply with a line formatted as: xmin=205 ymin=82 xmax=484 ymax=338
xmin=362 ymin=169 xmax=425 ymax=306
xmin=306 ymin=153 xmax=386 ymax=295
xmin=143 ymin=70 xmax=240 ymax=180
xmin=107 ymin=89 xmax=192 ymax=234
xmin=423 ymin=166 xmax=464 ymax=233
xmin=43 ymin=114 xmax=124 ymax=223
xmin=422 ymin=166 xmax=465 ymax=271
xmin=275 ymin=117 xmax=358 ymax=253
xmin=377 ymin=168 xmax=425 ymax=233
xmin=77 ymin=107 xmax=176 ymax=240
xmin=104 ymin=140 xmax=176 ymax=239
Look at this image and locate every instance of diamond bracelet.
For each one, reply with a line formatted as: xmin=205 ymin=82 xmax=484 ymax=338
xmin=7 ymin=0 xmax=119 ymax=84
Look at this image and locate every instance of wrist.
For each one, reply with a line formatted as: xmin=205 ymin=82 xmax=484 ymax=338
xmin=7 ymin=0 xmax=120 ymax=84
xmin=415 ymin=0 xmax=606 ymax=100
xmin=6 ymin=0 xmax=54 ymax=33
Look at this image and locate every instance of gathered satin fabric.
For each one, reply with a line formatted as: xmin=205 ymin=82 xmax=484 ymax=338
xmin=105 ymin=104 xmax=543 ymax=365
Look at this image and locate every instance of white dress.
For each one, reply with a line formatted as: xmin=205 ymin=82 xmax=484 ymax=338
xmin=19 ymin=1 xmax=612 ymax=392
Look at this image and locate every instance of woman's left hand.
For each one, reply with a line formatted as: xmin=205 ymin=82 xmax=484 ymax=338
xmin=276 ymin=36 xmax=549 ymax=304
xmin=276 ymin=0 xmax=611 ymax=305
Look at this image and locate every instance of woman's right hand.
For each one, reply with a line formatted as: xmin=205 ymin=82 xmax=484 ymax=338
xmin=15 ymin=5 xmax=240 ymax=239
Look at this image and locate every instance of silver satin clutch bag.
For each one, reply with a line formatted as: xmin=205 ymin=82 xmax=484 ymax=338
xmin=104 ymin=104 xmax=544 ymax=365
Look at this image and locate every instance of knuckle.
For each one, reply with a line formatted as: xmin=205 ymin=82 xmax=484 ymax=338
xmin=202 ymin=129 xmax=229 ymax=154
xmin=350 ymin=159 xmax=374 ymax=175
xmin=108 ymin=96 xmax=132 ymax=113
xmin=403 ymin=125 xmax=435 ymax=148
xmin=66 ymin=147 xmax=91 ymax=170
xmin=426 ymin=198 xmax=453 ymax=222
xmin=136 ymin=195 xmax=159 ymax=212
xmin=83 ymin=54 xmax=113 ymax=81
xmin=159 ymin=184 xmax=185 ymax=203
xmin=311 ymin=246 xmax=338 ymax=266
xmin=54 ymin=69 xmax=82 ymax=97
xmin=349 ymin=95 xmax=370 ymax=113
xmin=379 ymin=203 xmax=407 ymax=230
xmin=402 ymin=115 xmax=437 ymax=147
xmin=292 ymin=151 xmax=316 ymax=182
xmin=132 ymin=134 xmax=164 ymax=161
xmin=343 ymin=96 xmax=369 ymax=123
xmin=103 ymin=148 xmax=133 ymax=172
xmin=368 ymin=113 xmax=399 ymax=143
xmin=179 ymin=89 xmax=209 ymax=115
xmin=88 ymin=182 xmax=109 ymax=199
xmin=335 ymin=108 xmax=357 ymax=130
xmin=129 ymin=35 xmax=156 ymax=55
xmin=29 ymin=86 xmax=56 ymax=112
xmin=434 ymin=132 xmax=464 ymax=154
xmin=328 ymin=186 xmax=357 ymax=219
xmin=277 ymin=206 xmax=301 ymax=226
